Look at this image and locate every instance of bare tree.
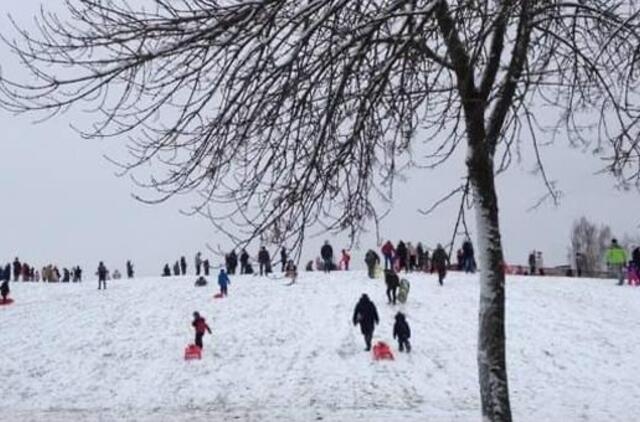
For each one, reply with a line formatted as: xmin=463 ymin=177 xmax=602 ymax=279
xmin=569 ymin=216 xmax=612 ymax=277
xmin=2 ymin=1 xmax=640 ymax=420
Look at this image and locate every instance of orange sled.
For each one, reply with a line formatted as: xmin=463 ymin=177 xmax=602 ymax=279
xmin=184 ymin=344 xmax=202 ymax=360
xmin=372 ymin=341 xmax=394 ymax=360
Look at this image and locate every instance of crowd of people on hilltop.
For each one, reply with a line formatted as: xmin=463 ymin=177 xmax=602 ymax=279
xmin=0 ymin=257 xmax=85 ymax=283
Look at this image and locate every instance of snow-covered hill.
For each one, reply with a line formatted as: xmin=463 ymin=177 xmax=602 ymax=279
xmin=1 ymin=271 xmax=639 ymax=421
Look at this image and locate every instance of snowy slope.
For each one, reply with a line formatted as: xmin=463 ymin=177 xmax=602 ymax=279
xmin=1 ymin=271 xmax=639 ymax=421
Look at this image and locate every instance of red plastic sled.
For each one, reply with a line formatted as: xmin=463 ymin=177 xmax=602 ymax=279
xmin=184 ymin=344 xmax=202 ymax=360
xmin=0 ymin=298 xmax=14 ymax=306
xmin=213 ymin=293 xmax=224 ymax=299
xmin=373 ymin=341 xmax=394 ymax=361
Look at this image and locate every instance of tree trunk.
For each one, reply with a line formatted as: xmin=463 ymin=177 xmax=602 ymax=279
xmin=468 ymin=140 xmax=512 ymax=422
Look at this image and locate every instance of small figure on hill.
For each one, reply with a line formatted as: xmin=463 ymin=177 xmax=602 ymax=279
xmin=240 ymin=249 xmax=250 ymax=274
xmin=228 ymin=250 xmax=238 ymax=275
xmin=364 ymin=249 xmax=380 ymax=279
xmin=180 ymin=256 xmax=187 ymax=275
xmin=462 ymin=239 xmax=476 ymax=273
xmin=305 ymin=260 xmax=314 ymax=272
xmin=62 ymin=268 xmax=70 ymax=283
xmin=416 ymin=242 xmax=425 ymax=271
xmin=606 ymin=239 xmax=628 ymax=286
xmin=352 ymin=294 xmax=379 ymax=351
xmin=456 ymin=248 xmax=464 ymax=271
xmin=258 ymin=246 xmax=271 ymax=276
xmin=384 ymin=269 xmax=400 ymax=305
xmin=396 ymin=241 xmax=408 ymax=272
xmin=126 ymin=260 xmax=134 ymax=279
xmin=13 ymin=258 xmax=21 ymax=282
xmin=173 ymin=261 xmax=180 ymax=276
xmin=218 ymin=268 xmax=230 ymax=296
xmin=192 ymin=311 xmax=212 ymax=349
xmin=632 ymin=246 xmax=640 ymax=270
xmin=381 ymin=240 xmax=395 ymax=270
xmin=163 ymin=264 xmax=171 ymax=277
xmin=1 ymin=278 xmax=10 ymax=302
xmin=285 ymin=260 xmax=297 ymax=279
xmin=393 ymin=312 xmax=411 ymax=353
xmin=431 ymin=244 xmax=449 ymax=286
xmin=112 ymin=270 xmax=122 ymax=280
xmin=320 ymin=241 xmax=334 ymax=273
xmin=195 ymin=252 xmax=202 ymax=276
xmin=528 ymin=251 xmax=536 ymax=276
xmin=203 ymin=259 xmax=211 ymax=276
xmin=97 ymin=262 xmax=108 ymax=290
xmin=340 ymin=249 xmax=351 ymax=271
xmin=407 ymin=242 xmax=417 ymax=271
xmin=280 ymin=247 xmax=288 ymax=272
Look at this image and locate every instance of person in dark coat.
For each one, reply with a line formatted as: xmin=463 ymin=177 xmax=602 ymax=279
xmin=353 ymin=294 xmax=379 ymax=351
xmin=12 ymin=258 xmax=21 ymax=282
xmin=528 ymin=251 xmax=536 ymax=276
xmin=240 ymin=249 xmax=249 ymax=274
xmin=218 ymin=268 xmax=230 ymax=296
xmin=173 ymin=261 xmax=180 ymax=276
xmin=364 ymin=249 xmax=380 ymax=279
xmin=97 ymin=262 xmax=108 ymax=290
xmin=416 ymin=242 xmax=425 ymax=271
xmin=431 ymin=244 xmax=449 ymax=286
xmin=393 ymin=312 xmax=411 ymax=353
xmin=461 ymin=239 xmax=476 ymax=273
xmin=203 ymin=259 xmax=210 ymax=276
xmin=180 ymin=256 xmax=187 ymax=275
xmin=62 ymin=268 xmax=70 ymax=283
xmin=195 ymin=252 xmax=202 ymax=276
xmin=320 ymin=241 xmax=334 ymax=273
xmin=228 ymin=250 xmax=238 ymax=275
xmin=192 ymin=311 xmax=212 ymax=349
xmin=280 ymin=247 xmax=288 ymax=272
xmin=163 ymin=264 xmax=171 ymax=277
xmin=384 ymin=269 xmax=400 ymax=304
xmin=258 ymin=246 xmax=271 ymax=276
xmin=126 ymin=260 xmax=134 ymax=279
xmin=396 ymin=241 xmax=408 ymax=272
xmin=1 ymin=278 xmax=10 ymax=302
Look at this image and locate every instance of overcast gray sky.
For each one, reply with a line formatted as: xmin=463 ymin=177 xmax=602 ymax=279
xmin=1 ymin=1 xmax=638 ymax=276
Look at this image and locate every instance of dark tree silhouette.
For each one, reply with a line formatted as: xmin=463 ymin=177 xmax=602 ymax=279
xmin=2 ymin=1 xmax=640 ymax=420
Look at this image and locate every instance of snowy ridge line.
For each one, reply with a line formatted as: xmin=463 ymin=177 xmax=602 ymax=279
xmin=1 ymin=271 xmax=638 ymax=421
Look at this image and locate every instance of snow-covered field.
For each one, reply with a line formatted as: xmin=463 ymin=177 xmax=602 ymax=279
xmin=1 ymin=271 xmax=639 ymax=421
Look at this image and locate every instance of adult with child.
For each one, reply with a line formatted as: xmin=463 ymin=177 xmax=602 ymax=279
xmin=352 ymin=294 xmax=379 ymax=351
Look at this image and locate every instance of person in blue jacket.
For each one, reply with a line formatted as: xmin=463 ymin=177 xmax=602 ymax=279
xmin=218 ymin=268 xmax=230 ymax=296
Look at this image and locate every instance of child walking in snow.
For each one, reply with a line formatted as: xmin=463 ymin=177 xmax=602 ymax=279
xmin=393 ymin=312 xmax=411 ymax=353
xmin=218 ymin=268 xmax=230 ymax=296
xmin=192 ymin=312 xmax=212 ymax=349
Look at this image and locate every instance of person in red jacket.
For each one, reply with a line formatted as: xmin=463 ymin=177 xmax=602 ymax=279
xmin=340 ymin=249 xmax=351 ymax=271
xmin=192 ymin=311 xmax=212 ymax=349
xmin=381 ymin=241 xmax=395 ymax=270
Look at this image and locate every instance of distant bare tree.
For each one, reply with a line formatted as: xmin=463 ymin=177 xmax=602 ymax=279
xmin=569 ymin=217 xmax=612 ymax=277
xmin=2 ymin=1 xmax=640 ymax=420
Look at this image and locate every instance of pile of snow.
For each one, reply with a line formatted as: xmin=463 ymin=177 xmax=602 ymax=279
xmin=1 ymin=271 xmax=639 ymax=421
